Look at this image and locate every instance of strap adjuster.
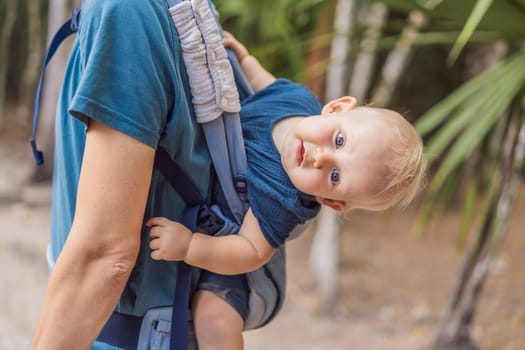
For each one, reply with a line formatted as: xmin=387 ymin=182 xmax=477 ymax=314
xmin=197 ymin=205 xmax=224 ymax=235
xmin=235 ymin=177 xmax=248 ymax=202
xmin=70 ymin=8 xmax=81 ymax=32
xmin=30 ymin=139 xmax=44 ymax=165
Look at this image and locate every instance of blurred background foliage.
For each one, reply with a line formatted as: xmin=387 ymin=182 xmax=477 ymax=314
xmin=1 ymin=0 xmax=524 ymax=348
xmin=214 ymin=0 xmax=334 ymax=82
xmin=0 ymin=0 xmax=48 ymax=135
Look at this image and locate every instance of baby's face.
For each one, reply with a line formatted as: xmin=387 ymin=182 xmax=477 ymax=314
xmin=280 ymin=107 xmax=395 ymax=210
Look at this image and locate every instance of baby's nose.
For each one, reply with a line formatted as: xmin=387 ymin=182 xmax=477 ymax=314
xmin=313 ymin=147 xmax=333 ymax=168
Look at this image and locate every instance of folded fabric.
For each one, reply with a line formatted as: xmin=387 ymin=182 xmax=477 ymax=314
xmin=169 ymin=0 xmax=240 ymax=124
xmin=191 ymin=0 xmax=240 ymax=114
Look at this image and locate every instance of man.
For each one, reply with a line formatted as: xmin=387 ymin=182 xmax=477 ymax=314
xmin=29 ymin=0 xmax=237 ymax=348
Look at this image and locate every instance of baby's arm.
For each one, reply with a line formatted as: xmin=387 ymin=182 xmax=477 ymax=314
xmin=223 ymin=31 xmax=276 ymax=92
xmin=147 ymin=208 xmax=275 ymax=275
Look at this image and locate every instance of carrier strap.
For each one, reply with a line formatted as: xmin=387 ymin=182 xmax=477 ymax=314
xmin=154 ymin=148 xmax=203 ymax=207
xmin=153 ymin=147 xmax=201 ymax=350
xmin=30 ymin=8 xmax=80 ymax=165
xmin=97 ymin=312 xmax=143 ymax=350
xmin=166 ymin=2 xmax=249 ymax=348
xmin=169 ymin=0 xmax=249 ymax=224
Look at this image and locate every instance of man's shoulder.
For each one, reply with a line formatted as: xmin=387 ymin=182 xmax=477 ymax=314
xmin=81 ymin=0 xmax=169 ymax=29
xmin=83 ymin=0 xmax=166 ymax=13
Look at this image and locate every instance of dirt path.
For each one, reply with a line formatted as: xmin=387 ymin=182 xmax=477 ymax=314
xmin=1 ymin=139 xmax=524 ymax=349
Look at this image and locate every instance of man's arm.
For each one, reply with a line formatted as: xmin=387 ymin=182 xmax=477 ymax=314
xmin=148 ymin=208 xmax=276 ymax=275
xmin=30 ymin=120 xmax=155 ymax=349
xmin=223 ymin=32 xmax=276 ymax=92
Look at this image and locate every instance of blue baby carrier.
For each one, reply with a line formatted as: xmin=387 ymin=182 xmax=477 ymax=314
xmin=30 ymin=1 xmax=286 ymax=349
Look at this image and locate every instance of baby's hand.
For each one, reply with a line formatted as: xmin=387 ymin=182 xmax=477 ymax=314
xmin=223 ymin=31 xmax=249 ymax=62
xmin=146 ymin=217 xmax=192 ymax=261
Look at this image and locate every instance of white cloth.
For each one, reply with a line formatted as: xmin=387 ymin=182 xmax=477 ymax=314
xmin=169 ymin=0 xmax=240 ymax=124
xmin=191 ymin=0 xmax=240 ymax=113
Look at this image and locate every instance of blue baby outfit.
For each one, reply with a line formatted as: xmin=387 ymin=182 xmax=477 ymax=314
xmin=241 ymin=78 xmax=322 ymax=247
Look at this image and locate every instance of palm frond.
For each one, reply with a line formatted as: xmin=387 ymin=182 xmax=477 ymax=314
xmin=414 ymin=50 xmax=525 ymax=233
xmin=416 ymin=51 xmax=525 ymax=152
xmin=448 ymin=0 xmax=494 ymax=62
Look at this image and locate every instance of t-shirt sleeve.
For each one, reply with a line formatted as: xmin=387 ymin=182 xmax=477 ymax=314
xmin=69 ymin=0 xmax=177 ymax=148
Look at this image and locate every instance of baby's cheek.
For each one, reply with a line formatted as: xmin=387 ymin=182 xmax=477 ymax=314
xmin=287 ymin=169 xmax=308 ymax=192
xmin=299 ymin=171 xmax=324 ymax=196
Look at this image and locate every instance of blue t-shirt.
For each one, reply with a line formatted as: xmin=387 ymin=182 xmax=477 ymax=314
xmin=241 ymin=79 xmax=322 ymax=248
xmin=50 ymin=0 xmax=212 ymax=316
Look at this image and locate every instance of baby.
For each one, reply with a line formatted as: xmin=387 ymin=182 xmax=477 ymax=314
xmin=147 ymin=33 xmax=425 ymax=274
xmin=147 ymin=32 xmax=426 ymax=349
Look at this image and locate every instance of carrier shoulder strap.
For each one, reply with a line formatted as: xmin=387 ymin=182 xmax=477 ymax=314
xmin=30 ymin=8 xmax=80 ymax=165
xmin=168 ymin=0 xmax=250 ymax=224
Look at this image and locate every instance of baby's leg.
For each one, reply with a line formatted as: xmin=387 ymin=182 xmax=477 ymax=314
xmin=192 ymin=272 xmax=249 ymax=350
xmin=192 ymin=290 xmax=244 ymax=350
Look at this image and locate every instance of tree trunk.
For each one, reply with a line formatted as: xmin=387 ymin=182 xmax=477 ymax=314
xmin=309 ymin=207 xmax=342 ymax=314
xmin=431 ymin=205 xmax=494 ymax=350
xmin=0 ymin=0 xmax=18 ymax=130
xmin=371 ymin=10 xmax=425 ymax=107
xmin=348 ymin=2 xmax=387 ymax=102
xmin=432 ymin=100 xmax=525 ymax=350
xmin=324 ymin=0 xmax=356 ymax=102
xmin=29 ymin=0 xmax=75 ymax=183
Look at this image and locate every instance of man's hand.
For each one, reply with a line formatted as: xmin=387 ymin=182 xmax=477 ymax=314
xmin=147 ymin=217 xmax=193 ymax=261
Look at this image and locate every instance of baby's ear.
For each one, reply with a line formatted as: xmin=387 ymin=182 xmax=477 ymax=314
xmin=321 ymin=96 xmax=358 ymax=115
xmin=315 ymin=197 xmax=346 ymax=211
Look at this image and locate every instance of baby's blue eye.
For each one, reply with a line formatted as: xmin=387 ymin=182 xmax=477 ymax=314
xmin=331 ymin=169 xmax=340 ymax=184
xmin=335 ymin=133 xmax=344 ymax=148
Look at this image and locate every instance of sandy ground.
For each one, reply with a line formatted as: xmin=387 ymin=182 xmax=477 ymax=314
xmin=1 ymin=138 xmax=524 ymax=350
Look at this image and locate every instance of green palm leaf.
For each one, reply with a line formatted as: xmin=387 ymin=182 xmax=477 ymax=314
xmin=429 ymin=61 xmax=525 ymax=191
xmin=448 ymin=0 xmax=494 ymax=62
xmin=366 ymin=0 xmax=525 ymax=38
xmin=416 ymin=51 xmax=525 ymax=160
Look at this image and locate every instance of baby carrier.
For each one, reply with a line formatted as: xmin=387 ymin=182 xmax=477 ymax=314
xmin=30 ymin=0 xmax=286 ymax=349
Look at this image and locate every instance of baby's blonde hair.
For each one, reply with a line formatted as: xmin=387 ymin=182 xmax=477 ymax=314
xmin=378 ymin=109 xmax=427 ymax=210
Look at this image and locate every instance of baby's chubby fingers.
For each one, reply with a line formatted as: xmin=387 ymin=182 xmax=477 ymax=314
xmin=223 ymin=31 xmax=249 ymax=61
xmin=145 ymin=216 xmax=171 ymax=226
xmin=151 ymin=248 xmax=163 ymax=261
xmin=146 ymin=216 xmax=170 ymax=227
xmin=149 ymin=236 xmax=160 ymax=251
